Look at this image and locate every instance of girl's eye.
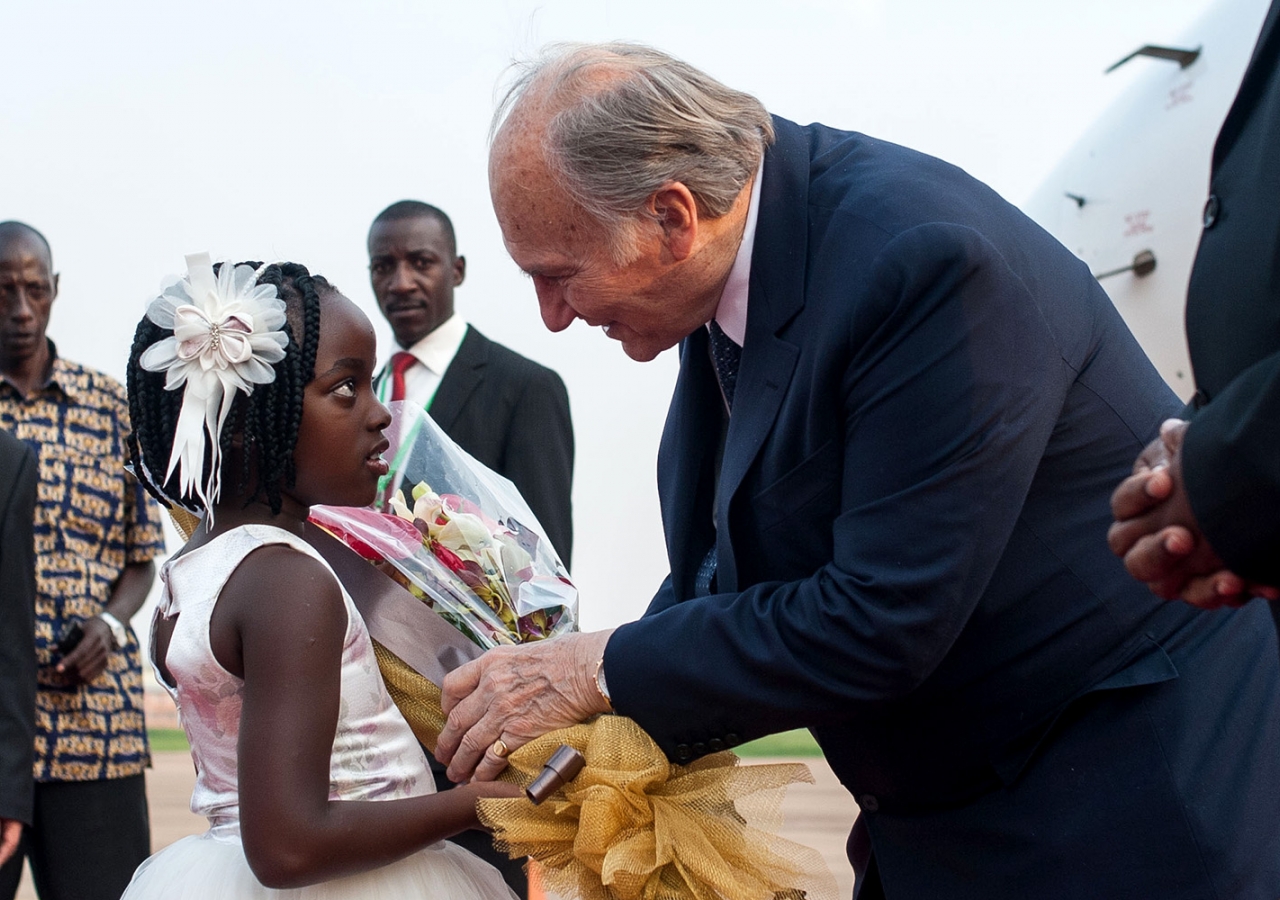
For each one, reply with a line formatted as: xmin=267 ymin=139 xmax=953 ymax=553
xmin=332 ymin=380 xmax=357 ymax=399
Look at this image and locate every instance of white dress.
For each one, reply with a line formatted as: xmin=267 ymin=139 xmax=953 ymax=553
xmin=122 ymin=524 xmax=516 ymax=900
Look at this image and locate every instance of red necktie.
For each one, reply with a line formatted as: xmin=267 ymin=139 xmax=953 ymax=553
xmin=388 ymin=351 xmax=416 ymax=402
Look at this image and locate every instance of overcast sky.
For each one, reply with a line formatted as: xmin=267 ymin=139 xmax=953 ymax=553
xmin=4 ymin=0 xmax=1222 ymax=631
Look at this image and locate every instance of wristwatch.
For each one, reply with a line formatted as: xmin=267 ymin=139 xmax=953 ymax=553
xmin=98 ymin=612 xmax=128 ymax=650
xmin=594 ymin=657 xmax=612 ymax=710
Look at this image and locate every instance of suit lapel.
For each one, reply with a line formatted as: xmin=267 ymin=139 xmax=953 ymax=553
xmin=1214 ymin=0 xmax=1280 ymax=164
xmin=428 ymin=325 xmax=485 ymax=432
xmin=714 ymin=118 xmax=810 ymax=592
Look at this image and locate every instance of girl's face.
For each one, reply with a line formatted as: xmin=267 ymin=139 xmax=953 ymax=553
xmin=289 ymin=290 xmax=392 ymax=510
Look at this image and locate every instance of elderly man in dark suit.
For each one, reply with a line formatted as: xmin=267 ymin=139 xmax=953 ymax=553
xmin=1109 ymin=1 xmax=1280 ymax=627
xmin=368 ymin=200 xmax=575 ymax=568
xmin=0 ymin=429 xmax=36 ymax=876
xmin=435 ymin=43 xmax=1280 ymax=898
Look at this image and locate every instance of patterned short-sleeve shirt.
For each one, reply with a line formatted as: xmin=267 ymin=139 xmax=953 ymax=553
xmin=0 ymin=346 xmax=167 ymax=782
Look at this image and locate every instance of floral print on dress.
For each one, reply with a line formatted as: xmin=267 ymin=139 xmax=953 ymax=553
xmin=155 ymin=526 xmax=431 ymax=838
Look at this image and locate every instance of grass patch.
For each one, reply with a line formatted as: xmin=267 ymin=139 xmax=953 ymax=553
xmin=735 ymin=729 xmax=823 ymax=758
xmin=149 ymin=728 xmax=189 ymax=753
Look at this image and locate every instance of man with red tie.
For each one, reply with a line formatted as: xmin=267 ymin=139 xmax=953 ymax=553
xmin=368 ymin=200 xmax=575 ymax=568
xmin=367 ymin=200 xmax=575 ymax=897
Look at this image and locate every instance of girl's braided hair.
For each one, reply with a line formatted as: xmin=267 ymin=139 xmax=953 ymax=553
xmin=126 ymin=261 xmax=328 ymax=516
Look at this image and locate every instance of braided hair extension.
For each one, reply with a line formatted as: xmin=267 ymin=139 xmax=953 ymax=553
xmin=125 ymin=261 xmax=330 ymax=516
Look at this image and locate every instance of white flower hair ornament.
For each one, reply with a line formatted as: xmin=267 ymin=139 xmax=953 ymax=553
xmin=140 ymin=252 xmax=289 ymax=514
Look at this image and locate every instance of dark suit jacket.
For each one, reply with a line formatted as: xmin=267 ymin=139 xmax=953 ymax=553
xmin=0 ymin=429 xmax=36 ymax=826
xmin=605 ymin=118 xmax=1280 ymax=897
xmin=1182 ymin=0 xmax=1280 ymax=585
xmin=379 ymin=325 xmax=575 ymax=567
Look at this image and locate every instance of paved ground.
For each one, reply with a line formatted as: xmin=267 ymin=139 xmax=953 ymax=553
xmin=15 ymin=752 xmax=858 ymax=899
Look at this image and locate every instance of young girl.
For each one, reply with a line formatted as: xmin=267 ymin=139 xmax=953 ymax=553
xmin=120 ymin=256 xmax=520 ymax=898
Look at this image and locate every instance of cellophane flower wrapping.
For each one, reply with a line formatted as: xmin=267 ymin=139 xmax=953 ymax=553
xmin=310 ymin=401 xmax=577 ymax=650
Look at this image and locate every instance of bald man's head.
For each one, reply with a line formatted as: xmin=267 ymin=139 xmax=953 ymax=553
xmin=0 ymin=221 xmax=58 ymax=372
xmin=0 ymin=222 xmax=53 ymax=271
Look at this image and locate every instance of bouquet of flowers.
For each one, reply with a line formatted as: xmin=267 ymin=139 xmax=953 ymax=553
xmin=305 ymin=403 xmax=833 ymax=900
xmin=309 ymin=401 xmax=576 ymax=650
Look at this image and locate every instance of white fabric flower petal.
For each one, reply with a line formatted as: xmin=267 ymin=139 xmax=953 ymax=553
xmin=137 ymin=252 xmax=291 ymax=520
xmin=140 ymin=337 xmax=179 ymax=371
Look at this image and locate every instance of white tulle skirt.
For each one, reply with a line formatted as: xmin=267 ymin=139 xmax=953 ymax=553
xmin=121 ymin=832 xmax=519 ymax=900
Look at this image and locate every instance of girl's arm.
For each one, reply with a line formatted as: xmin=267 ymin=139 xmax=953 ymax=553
xmin=211 ymin=545 xmax=520 ymax=889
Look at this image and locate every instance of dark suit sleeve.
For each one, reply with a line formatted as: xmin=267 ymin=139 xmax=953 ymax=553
xmin=1181 ymin=351 xmax=1280 ymax=583
xmin=0 ymin=439 xmax=37 ymax=825
xmin=606 ymin=224 xmax=1082 ymax=748
xmin=501 ymin=367 xmax=575 ymax=569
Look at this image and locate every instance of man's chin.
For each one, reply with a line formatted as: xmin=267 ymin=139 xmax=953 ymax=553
xmin=619 ymin=339 xmax=668 ymax=363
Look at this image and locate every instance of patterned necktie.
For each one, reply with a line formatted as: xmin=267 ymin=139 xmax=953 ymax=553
xmin=707 ymin=320 xmax=742 ymax=410
xmin=388 ymin=351 xmax=416 ymax=403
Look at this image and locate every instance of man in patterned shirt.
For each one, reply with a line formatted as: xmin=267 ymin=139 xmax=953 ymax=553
xmin=0 ymin=222 xmax=166 ymax=900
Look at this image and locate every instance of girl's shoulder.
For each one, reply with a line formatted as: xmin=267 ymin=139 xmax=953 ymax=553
xmin=165 ymin=524 xmax=343 ymax=618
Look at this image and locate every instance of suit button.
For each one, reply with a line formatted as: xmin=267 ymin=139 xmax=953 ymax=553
xmin=708 ymin=738 xmax=726 ymax=752
xmin=675 ymin=744 xmax=692 ymax=762
xmin=1203 ymin=193 xmax=1221 ymax=229
xmin=725 ymin=733 xmax=741 ymax=747
xmin=859 ymin=794 xmax=880 ymax=813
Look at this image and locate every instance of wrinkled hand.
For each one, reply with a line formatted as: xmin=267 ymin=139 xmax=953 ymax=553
xmin=0 ymin=819 xmax=22 ymax=867
xmin=56 ymin=616 xmax=114 ymax=684
xmin=438 ymin=630 xmax=612 ymax=784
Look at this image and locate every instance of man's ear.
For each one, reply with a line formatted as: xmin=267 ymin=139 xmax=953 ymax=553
xmin=453 ymin=255 xmax=466 ymax=287
xmin=51 ymin=272 xmax=60 ymax=302
xmin=650 ymin=183 xmax=698 ymax=261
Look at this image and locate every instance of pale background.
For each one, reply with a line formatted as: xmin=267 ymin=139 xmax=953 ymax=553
xmin=3 ymin=0 xmax=1216 ymax=635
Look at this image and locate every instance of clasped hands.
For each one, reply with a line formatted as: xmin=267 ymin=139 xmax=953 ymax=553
xmin=1108 ymin=418 xmax=1278 ymax=607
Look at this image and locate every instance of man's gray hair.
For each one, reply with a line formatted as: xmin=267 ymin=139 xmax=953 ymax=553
xmin=493 ymin=43 xmax=774 ymax=242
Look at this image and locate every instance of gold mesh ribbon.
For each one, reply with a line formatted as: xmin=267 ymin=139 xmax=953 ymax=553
xmin=370 ymin=641 xmax=837 ymax=900
xmin=372 ymin=639 xmax=450 ymax=754
xmin=476 ymin=716 xmax=836 ymax=900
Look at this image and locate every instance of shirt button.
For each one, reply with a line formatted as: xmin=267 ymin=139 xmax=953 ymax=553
xmin=708 ymin=738 xmax=726 ymax=752
xmin=1203 ymin=193 xmax=1221 ymax=229
xmin=725 ymin=733 xmax=742 ymax=747
xmin=675 ymin=744 xmax=692 ymax=762
xmin=692 ymin=742 xmax=707 ymax=757
xmin=859 ymin=794 xmax=880 ymax=813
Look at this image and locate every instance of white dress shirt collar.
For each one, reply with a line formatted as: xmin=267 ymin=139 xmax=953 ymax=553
xmin=711 ymin=158 xmax=764 ymax=347
xmin=402 ymin=313 xmax=468 ymax=375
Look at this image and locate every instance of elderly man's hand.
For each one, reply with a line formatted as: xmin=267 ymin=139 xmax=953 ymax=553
xmin=438 ymin=629 xmax=614 ymax=783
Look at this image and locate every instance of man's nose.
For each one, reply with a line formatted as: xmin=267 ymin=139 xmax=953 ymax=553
xmin=536 ymin=284 xmax=575 ymax=333
xmin=6 ymin=290 xmax=36 ymax=322
xmin=389 ymin=263 xmax=417 ymax=293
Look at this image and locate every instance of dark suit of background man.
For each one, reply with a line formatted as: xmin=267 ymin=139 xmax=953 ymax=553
xmin=0 ymin=221 xmax=166 ymax=900
xmin=434 ymin=44 xmax=1280 ymax=899
xmin=368 ymin=200 xmax=575 ymax=896
xmin=1110 ymin=1 xmax=1280 ymax=631
xmin=369 ymin=200 xmax=574 ymax=569
xmin=0 ymin=429 xmax=36 ymax=876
